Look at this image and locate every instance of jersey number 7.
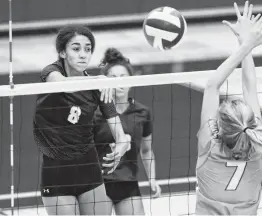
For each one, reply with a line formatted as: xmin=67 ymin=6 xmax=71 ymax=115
xmin=225 ymin=161 xmax=247 ymax=191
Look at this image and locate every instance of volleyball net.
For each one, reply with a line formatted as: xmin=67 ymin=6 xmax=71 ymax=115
xmin=0 ymin=68 xmax=262 ymax=215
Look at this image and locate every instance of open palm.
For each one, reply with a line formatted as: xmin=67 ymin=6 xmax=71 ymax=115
xmin=223 ymin=1 xmax=257 ymax=43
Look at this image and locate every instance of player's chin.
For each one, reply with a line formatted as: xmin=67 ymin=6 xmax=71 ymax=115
xmin=74 ymin=65 xmax=88 ymax=74
xmin=115 ymin=88 xmax=127 ymax=97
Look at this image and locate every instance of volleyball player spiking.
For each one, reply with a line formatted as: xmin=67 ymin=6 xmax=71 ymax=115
xmin=33 ymin=25 xmax=131 ymax=215
xmin=196 ymin=2 xmax=262 ymax=215
xmin=93 ymin=48 xmax=161 ymax=215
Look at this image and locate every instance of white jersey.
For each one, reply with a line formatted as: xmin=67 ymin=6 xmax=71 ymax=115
xmin=196 ymin=119 xmax=262 ymax=215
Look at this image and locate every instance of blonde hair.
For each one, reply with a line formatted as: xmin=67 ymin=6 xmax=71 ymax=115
xmin=218 ymin=99 xmax=262 ymax=158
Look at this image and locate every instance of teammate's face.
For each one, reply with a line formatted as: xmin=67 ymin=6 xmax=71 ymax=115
xmin=60 ymin=34 xmax=92 ymax=76
xmin=107 ymin=65 xmax=130 ymax=99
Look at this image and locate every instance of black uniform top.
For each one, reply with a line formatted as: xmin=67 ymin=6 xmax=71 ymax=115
xmin=33 ymin=60 xmax=118 ymax=160
xmin=94 ymin=98 xmax=153 ymax=181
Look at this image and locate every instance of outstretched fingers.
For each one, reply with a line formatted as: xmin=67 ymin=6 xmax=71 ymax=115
xmin=234 ymin=2 xmax=242 ymax=19
xmin=247 ymin=3 xmax=253 ymax=20
xmin=256 ymin=15 xmax=262 ymax=28
xmin=243 ymin=1 xmax=249 ymax=18
xmin=222 ymin=20 xmax=238 ymax=36
xmin=252 ymin=14 xmax=261 ymax=23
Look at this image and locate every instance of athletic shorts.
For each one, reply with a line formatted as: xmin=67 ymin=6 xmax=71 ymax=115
xmin=41 ymin=147 xmax=103 ymax=197
xmin=104 ymin=179 xmax=141 ymax=204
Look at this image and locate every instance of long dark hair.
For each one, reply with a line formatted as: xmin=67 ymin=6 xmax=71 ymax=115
xmin=56 ymin=25 xmax=95 ymax=59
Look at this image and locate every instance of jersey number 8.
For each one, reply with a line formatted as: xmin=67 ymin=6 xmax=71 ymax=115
xmin=67 ymin=106 xmax=81 ymax=124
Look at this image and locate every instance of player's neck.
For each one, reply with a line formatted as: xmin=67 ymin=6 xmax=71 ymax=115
xmin=114 ymin=96 xmax=129 ymax=114
xmin=64 ymin=61 xmax=83 ymax=77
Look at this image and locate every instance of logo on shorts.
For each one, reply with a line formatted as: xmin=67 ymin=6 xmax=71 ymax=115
xmin=43 ymin=188 xmax=50 ymax=193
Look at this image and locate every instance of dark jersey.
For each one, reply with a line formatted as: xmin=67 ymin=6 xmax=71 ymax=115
xmin=93 ymin=98 xmax=152 ymax=181
xmin=33 ymin=60 xmax=118 ymax=160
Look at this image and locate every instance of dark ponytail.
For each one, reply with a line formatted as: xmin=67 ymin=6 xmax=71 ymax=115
xmin=100 ymin=48 xmax=134 ymax=76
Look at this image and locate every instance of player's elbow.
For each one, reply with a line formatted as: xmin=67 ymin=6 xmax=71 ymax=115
xmin=205 ymin=81 xmax=219 ymax=92
xmin=140 ymin=145 xmax=152 ymax=157
xmin=141 ymin=147 xmax=150 ymax=155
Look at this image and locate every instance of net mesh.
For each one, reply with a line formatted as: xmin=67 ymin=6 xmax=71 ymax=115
xmin=0 ymin=69 xmax=262 ymax=215
xmin=3 ymin=0 xmax=262 ymax=214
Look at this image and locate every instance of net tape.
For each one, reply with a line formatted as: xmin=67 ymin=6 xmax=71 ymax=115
xmin=0 ymin=67 xmax=262 ymax=97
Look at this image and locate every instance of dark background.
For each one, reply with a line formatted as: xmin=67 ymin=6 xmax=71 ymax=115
xmin=0 ymin=0 xmax=261 ymax=23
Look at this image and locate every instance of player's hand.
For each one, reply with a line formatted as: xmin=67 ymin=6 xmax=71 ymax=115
xmin=103 ymin=134 xmax=131 ymax=174
xmin=102 ymin=143 xmax=117 ymax=167
xmin=150 ymin=180 xmax=162 ymax=198
xmin=100 ymin=88 xmax=113 ymax=103
xmin=102 ymin=134 xmax=131 ymax=166
xmin=101 ymin=143 xmax=118 ymax=175
xmin=222 ymin=1 xmax=255 ymax=44
xmin=243 ymin=14 xmax=262 ymax=48
xmin=225 ymin=8 xmax=262 ymax=49
xmin=97 ymin=75 xmax=114 ymax=103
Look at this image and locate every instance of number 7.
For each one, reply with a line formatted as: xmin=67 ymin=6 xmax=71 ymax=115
xmin=225 ymin=161 xmax=247 ymax=191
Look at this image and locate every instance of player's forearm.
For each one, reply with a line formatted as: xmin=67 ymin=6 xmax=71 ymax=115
xmin=141 ymin=149 xmax=156 ymax=181
xmin=107 ymin=116 xmax=128 ymax=147
xmin=47 ymin=71 xmax=102 ymax=82
xmin=242 ymin=53 xmax=257 ymax=95
xmin=62 ymin=75 xmax=101 ymax=81
xmin=115 ymin=125 xmax=127 ymax=146
xmin=207 ymin=43 xmax=253 ymax=90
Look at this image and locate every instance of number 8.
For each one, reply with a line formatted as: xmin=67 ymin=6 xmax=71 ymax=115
xmin=225 ymin=161 xmax=247 ymax=191
xmin=67 ymin=106 xmax=81 ymax=124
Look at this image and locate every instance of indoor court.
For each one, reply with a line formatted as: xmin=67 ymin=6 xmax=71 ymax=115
xmin=0 ymin=1 xmax=262 ymax=215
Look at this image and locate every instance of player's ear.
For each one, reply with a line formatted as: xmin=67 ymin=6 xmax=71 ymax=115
xmin=59 ymin=51 xmax=66 ymax=59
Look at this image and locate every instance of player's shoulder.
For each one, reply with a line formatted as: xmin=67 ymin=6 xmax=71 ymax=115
xmin=131 ymin=99 xmax=149 ymax=111
xmin=198 ymin=118 xmax=219 ymax=138
xmin=42 ymin=60 xmax=65 ymax=74
xmin=130 ymin=98 xmax=151 ymax=117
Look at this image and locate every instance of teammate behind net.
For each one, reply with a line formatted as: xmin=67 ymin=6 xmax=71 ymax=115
xmin=196 ymin=2 xmax=262 ymax=215
xmin=33 ymin=25 xmax=131 ymax=215
xmin=94 ymin=48 xmax=161 ymax=215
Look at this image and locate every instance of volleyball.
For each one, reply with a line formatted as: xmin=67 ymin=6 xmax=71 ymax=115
xmin=143 ymin=6 xmax=187 ymax=50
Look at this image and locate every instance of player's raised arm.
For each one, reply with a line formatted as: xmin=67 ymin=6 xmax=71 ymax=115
xmin=241 ymin=46 xmax=261 ymax=119
xmin=196 ymin=3 xmax=262 ymax=215
xmin=201 ymin=13 xmax=262 ymax=126
xmin=223 ymin=1 xmax=261 ymax=119
xmin=241 ymin=29 xmax=261 ymax=119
